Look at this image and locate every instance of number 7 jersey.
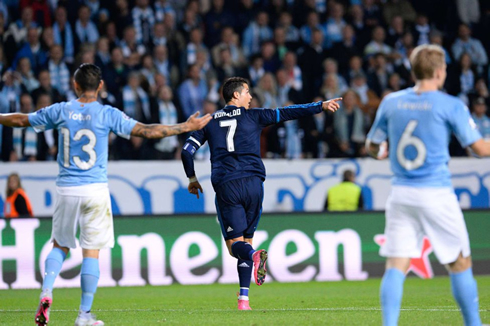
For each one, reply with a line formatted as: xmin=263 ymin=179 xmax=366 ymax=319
xmin=28 ymin=100 xmax=137 ymax=186
xmin=367 ymin=88 xmax=481 ymax=187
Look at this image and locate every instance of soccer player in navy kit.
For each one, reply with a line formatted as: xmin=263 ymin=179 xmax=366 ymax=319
xmin=181 ymin=77 xmax=341 ymax=310
xmin=0 ymin=64 xmax=211 ymax=326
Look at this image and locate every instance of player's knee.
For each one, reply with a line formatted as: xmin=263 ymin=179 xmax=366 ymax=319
xmin=448 ymin=254 xmax=472 ymax=273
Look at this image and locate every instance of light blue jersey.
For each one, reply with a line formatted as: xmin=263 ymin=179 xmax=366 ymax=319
xmin=367 ymin=88 xmax=481 ymax=187
xmin=28 ymin=100 xmax=137 ymax=186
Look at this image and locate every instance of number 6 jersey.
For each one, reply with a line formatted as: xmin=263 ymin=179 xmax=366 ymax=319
xmin=366 ymin=88 xmax=481 ymax=187
xmin=28 ymin=100 xmax=137 ymax=186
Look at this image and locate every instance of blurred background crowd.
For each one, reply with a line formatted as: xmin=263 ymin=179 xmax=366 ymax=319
xmin=0 ymin=0 xmax=489 ymax=162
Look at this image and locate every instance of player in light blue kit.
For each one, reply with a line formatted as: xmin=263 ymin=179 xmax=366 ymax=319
xmin=366 ymin=45 xmax=490 ymax=326
xmin=0 ymin=64 xmax=211 ymax=326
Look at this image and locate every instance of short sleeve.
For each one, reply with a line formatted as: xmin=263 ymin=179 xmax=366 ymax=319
xmin=107 ymin=106 xmax=138 ymax=139
xmin=28 ymin=103 xmax=61 ymax=132
xmin=448 ymin=103 xmax=482 ymax=147
xmin=366 ymin=99 xmax=388 ymax=144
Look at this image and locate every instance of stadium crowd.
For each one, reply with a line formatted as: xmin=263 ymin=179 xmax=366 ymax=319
xmin=0 ymin=0 xmax=489 ymax=161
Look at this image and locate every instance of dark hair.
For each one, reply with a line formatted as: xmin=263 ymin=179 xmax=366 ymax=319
xmin=343 ymin=170 xmax=355 ymax=182
xmin=222 ymin=77 xmax=249 ymax=103
xmin=74 ymin=63 xmax=102 ymax=92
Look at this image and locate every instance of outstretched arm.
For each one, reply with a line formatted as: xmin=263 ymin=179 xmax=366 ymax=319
xmin=0 ymin=113 xmax=31 ymax=128
xmin=131 ymin=112 xmax=211 ymax=139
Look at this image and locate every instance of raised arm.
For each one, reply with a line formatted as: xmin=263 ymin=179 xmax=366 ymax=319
xmin=131 ymin=112 xmax=211 ymax=139
xmin=0 ymin=113 xmax=31 ymax=128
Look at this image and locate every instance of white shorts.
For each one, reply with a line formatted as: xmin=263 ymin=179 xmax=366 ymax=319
xmin=380 ymin=186 xmax=470 ymax=265
xmin=52 ymin=183 xmax=114 ymax=250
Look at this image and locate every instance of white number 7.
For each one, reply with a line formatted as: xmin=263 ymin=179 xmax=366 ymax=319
xmin=219 ymin=119 xmax=237 ymax=152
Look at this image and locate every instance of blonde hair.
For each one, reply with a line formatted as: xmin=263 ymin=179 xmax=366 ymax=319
xmin=409 ymin=44 xmax=445 ymax=80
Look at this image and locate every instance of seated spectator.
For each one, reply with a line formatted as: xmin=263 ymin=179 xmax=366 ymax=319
xmin=452 ymin=24 xmax=488 ymax=69
xmin=300 ymin=95 xmax=333 ymax=159
xmin=347 ymin=4 xmax=370 ymax=50
xmin=75 ymin=5 xmax=99 ymax=46
xmin=273 ymin=27 xmax=290 ymax=61
xmin=430 ymin=31 xmax=451 ymax=64
xmin=177 ymin=5 xmax=202 ymax=44
xmin=102 ymin=47 xmax=129 ymax=98
xmin=4 ymin=173 xmax=34 ymax=218
xmin=94 ymin=37 xmax=111 ymax=70
xmin=194 ymin=100 xmax=217 ymax=161
xmin=120 ymin=25 xmax=146 ymax=67
xmin=333 ymin=89 xmax=368 ymax=157
xmin=447 ymin=52 xmax=477 ymax=104
xmin=131 ymin=0 xmax=155 ymax=46
xmin=153 ymin=45 xmax=176 ymax=86
xmin=386 ymin=15 xmax=405 ymax=48
xmin=203 ymin=0 xmax=234 ymax=48
xmin=261 ymin=41 xmax=281 ymax=74
xmin=278 ymin=11 xmax=300 ymax=47
xmin=115 ymin=0 xmax=133 ymax=40
xmin=177 ymin=64 xmax=208 ymax=118
xmin=344 ymin=55 xmax=366 ymax=85
xmin=350 ymin=73 xmax=380 ymax=117
xmin=22 ymin=0 xmax=52 ymax=27
xmin=13 ymin=26 xmax=48 ymax=75
xmin=471 ymin=97 xmax=490 ymax=140
xmin=323 ymin=58 xmax=348 ymax=93
xmin=323 ymin=169 xmax=363 ymax=211
xmin=154 ymin=0 xmax=176 ymax=22
xmin=242 ymin=11 xmax=273 ymax=58
xmin=5 ymin=6 xmax=37 ymax=48
xmin=216 ymin=47 xmax=245 ymax=83
xmin=276 ymin=68 xmax=301 ymax=106
xmin=363 ymin=0 xmax=383 ymax=28
xmin=181 ymin=27 xmax=208 ymax=73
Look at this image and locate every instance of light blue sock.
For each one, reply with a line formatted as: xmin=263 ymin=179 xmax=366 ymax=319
xmin=450 ymin=268 xmax=482 ymax=326
xmin=80 ymin=258 xmax=100 ymax=313
xmin=42 ymin=248 xmax=67 ymax=291
xmin=380 ymin=268 xmax=406 ymax=326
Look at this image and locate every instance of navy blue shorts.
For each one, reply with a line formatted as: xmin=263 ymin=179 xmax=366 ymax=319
xmin=215 ymin=176 xmax=264 ymax=240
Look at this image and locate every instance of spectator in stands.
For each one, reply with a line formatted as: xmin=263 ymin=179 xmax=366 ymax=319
xmin=17 ymin=57 xmax=39 ymax=92
xmin=120 ymin=25 xmax=146 ymax=66
xmin=347 ymin=5 xmax=370 ymax=50
xmin=323 ymin=58 xmax=348 ymax=94
xmin=154 ymin=0 xmax=176 ymax=22
xmin=344 ymin=55 xmax=366 ymax=85
xmin=177 ymin=5 xmax=201 ymax=44
xmin=5 ymin=6 xmax=37 ymax=48
xmin=273 ymin=27 xmax=289 ymax=61
xmin=22 ymin=0 xmax=51 ymax=27
xmin=151 ymin=21 xmax=168 ymax=51
xmin=471 ymin=97 xmax=490 ymax=140
xmin=102 ymin=47 xmax=129 ymax=98
xmin=115 ymin=0 xmax=133 ymax=39
xmin=216 ymin=47 xmax=243 ymax=83
xmin=333 ymin=89 xmax=367 ymax=157
xmin=34 ymin=92 xmax=57 ymax=161
xmin=153 ymin=85 xmax=179 ymax=159
xmin=386 ymin=15 xmax=405 ymax=48
xmin=350 ymin=73 xmax=380 ymax=117
xmin=364 ymin=26 xmax=393 ymax=59
xmin=41 ymin=26 xmax=55 ymax=52
xmin=75 ymin=5 xmax=99 ymax=46
xmin=321 ymin=73 xmax=344 ymax=103
xmin=47 ymin=44 xmax=70 ymax=96
xmin=153 ymin=45 xmax=174 ymax=86
xmin=211 ymin=26 xmax=246 ymax=69
xmin=11 ymin=93 xmax=37 ymax=161
xmin=13 ymin=26 xmax=48 ymax=75
xmin=452 ymin=24 xmax=488 ymax=69
xmin=253 ymin=73 xmax=278 ymax=109
xmin=278 ymin=11 xmax=300 ymax=47
xmin=447 ymin=52 xmax=476 ymax=105
xmin=323 ymin=2 xmax=346 ymax=49
xmin=181 ymin=27 xmax=208 ymax=73
xmin=242 ymin=11 xmax=273 ymax=58
xmin=362 ymin=0 xmax=383 ymax=28
xmin=94 ymin=37 xmax=111 ymax=70
xmin=260 ymin=41 xmax=280 ymax=74
xmin=194 ymin=100 xmax=216 ymax=161
xmin=32 ymin=69 xmax=64 ymax=104
xmin=331 ymin=25 xmax=361 ymax=75
xmin=276 ymin=68 xmax=301 ymax=106
xmin=367 ymin=53 xmax=391 ymax=97
xmin=413 ymin=13 xmax=431 ymax=45
xmin=323 ymin=169 xmax=363 ymax=211
xmin=300 ymin=11 xmax=323 ymax=46
xmin=132 ymin=0 xmax=154 ymax=46
xmin=298 ymin=28 xmax=328 ymax=101
xmin=203 ymin=0 xmax=234 ymax=48
xmin=430 ymin=31 xmax=451 ymax=64
xmin=248 ymin=54 xmax=265 ymax=87
xmin=4 ymin=172 xmax=34 ymax=218
xmin=178 ymin=64 xmax=208 ymax=118
xmin=282 ymin=51 xmax=303 ymax=93
xmin=382 ymin=0 xmax=416 ymax=26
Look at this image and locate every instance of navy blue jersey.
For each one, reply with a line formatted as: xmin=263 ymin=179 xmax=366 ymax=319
xmin=182 ymin=102 xmax=323 ymax=187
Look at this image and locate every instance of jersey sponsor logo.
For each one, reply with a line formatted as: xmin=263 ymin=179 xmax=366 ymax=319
xmin=214 ymin=108 xmax=241 ymax=119
xmin=69 ymin=111 xmax=92 ymax=121
xmin=397 ymin=100 xmax=432 ymax=111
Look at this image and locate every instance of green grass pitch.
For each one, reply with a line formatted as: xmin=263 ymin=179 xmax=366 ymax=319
xmin=2 ymin=276 xmax=489 ymax=325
